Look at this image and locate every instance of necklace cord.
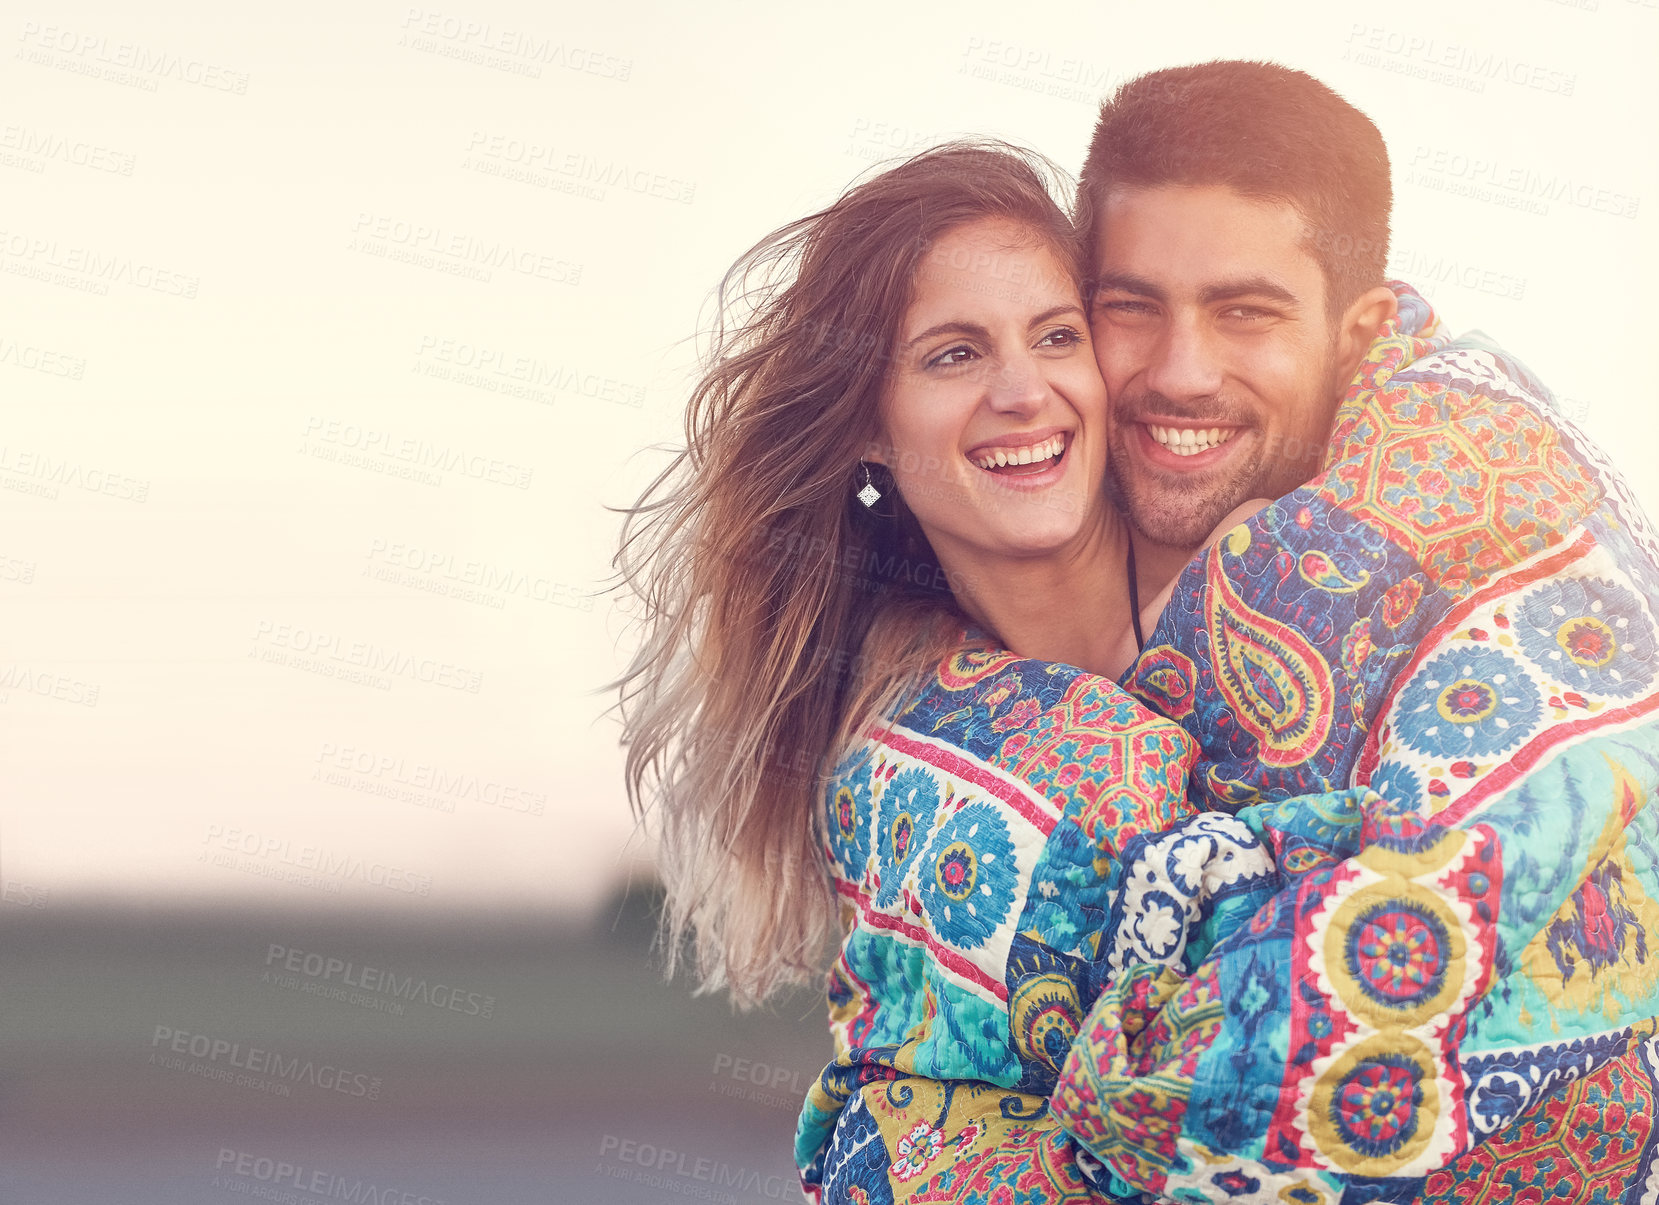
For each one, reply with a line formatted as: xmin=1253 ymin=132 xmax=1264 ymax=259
xmin=1126 ymin=536 xmax=1145 ymax=653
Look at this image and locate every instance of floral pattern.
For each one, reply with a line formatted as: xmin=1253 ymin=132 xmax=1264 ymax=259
xmin=918 ymin=801 xmax=1019 ymax=950
xmin=873 ymin=767 xmax=936 ymax=908
xmin=1516 ymin=576 xmax=1657 ymax=698
xmin=1394 ymin=646 xmax=1541 ymax=758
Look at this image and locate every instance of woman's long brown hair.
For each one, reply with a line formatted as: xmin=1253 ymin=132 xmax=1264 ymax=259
xmin=614 ymin=142 xmax=1080 ymax=1006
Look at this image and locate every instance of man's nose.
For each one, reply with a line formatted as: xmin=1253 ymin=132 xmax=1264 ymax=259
xmin=1142 ymin=316 xmax=1224 ymax=403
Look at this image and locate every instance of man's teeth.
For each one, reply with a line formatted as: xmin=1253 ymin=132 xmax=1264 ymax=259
xmin=972 ymin=434 xmax=1065 ymax=470
xmin=1148 ymin=425 xmax=1237 ymax=457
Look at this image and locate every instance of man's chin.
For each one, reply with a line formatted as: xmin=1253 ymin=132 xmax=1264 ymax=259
xmin=1121 ymin=477 xmax=1251 ymax=553
xmin=1126 ymin=505 xmax=1231 ymax=552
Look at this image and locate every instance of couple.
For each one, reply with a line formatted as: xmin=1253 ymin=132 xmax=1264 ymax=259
xmin=617 ymin=61 xmax=1659 ymax=1204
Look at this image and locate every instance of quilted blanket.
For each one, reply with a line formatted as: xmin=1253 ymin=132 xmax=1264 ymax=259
xmin=795 ymin=284 xmax=1659 ymax=1203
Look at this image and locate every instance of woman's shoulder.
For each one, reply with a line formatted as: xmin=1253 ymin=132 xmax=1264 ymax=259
xmin=888 ymin=635 xmax=1188 ymax=761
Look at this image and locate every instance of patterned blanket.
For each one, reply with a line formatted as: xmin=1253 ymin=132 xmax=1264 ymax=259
xmin=795 ymin=284 xmax=1659 ymax=1203
xmin=1058 ymin=285 xmax=1659 ymax=1203
xmin=794 ymin=647 xmax=1210 ymax=1201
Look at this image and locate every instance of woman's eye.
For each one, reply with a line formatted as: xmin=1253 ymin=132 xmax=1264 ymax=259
xmin=1037 ymin=326 xmax=1085 ymax=348
xmin=928 ymin=345 xmax=978 ymax=368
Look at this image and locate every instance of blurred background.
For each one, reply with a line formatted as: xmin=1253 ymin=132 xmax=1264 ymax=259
xmin=1 ymin=1 xmax=1653 ymax=1201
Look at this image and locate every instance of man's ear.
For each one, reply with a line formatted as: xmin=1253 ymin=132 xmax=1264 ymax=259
xmin=1333 ymin=285 xmax=1398 ymax=381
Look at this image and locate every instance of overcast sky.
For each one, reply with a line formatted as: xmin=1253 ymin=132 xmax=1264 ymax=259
xmin=3 ymin=0 xmax=1654 ymax=923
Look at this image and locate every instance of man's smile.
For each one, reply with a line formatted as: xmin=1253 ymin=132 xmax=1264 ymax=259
xmin=1144 ymin=423 xmax=1242 ymax=457
xmin=1125 ymin=419 xmax=1251 ymax=473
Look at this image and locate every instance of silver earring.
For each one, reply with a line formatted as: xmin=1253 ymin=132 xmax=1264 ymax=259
xmin=856 ymin=461 xmax=882 ymax=509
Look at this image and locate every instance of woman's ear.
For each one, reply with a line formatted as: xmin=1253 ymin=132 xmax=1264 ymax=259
xmin=862 ymin=439 xmax=890 ymax=467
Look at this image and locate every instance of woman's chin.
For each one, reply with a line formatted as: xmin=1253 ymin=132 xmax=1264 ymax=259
xmin=964 ymin=515 xmax=1093 ymax=562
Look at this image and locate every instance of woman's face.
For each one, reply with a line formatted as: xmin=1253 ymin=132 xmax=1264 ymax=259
xmin=873 ymin=217 xmax=1109 ymax=571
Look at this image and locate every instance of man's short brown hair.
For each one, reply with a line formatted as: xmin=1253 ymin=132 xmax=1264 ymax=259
xmin=1078 ymin=60 xmax=1392 ymax=314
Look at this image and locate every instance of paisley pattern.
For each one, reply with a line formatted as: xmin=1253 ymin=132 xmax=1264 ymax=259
xmin=1047 ymin=284 xmax=1659 ymax=1202
xmin=1206 ymin=543 xmax=1337 ymax=769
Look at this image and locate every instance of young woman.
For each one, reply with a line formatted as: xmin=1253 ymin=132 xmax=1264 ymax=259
xmin=615 ymin=143 xmax=1262 ymax=1201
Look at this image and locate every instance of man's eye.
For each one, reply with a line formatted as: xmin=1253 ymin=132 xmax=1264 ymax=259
xmin=1094 ymin=298 xmax=1155 ymax=318
xmin=1222 ymin=305 xmax=1274 ymax=321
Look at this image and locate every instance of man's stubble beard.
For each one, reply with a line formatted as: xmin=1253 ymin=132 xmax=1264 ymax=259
xmin=1105 ymin=340 xmax=1350 ymax=554
xmin=1104 ymin=427 xmax=1265 ymax=554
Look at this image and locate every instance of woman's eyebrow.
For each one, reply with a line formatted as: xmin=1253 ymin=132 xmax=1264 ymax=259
xmin=902 ymin=320 xmax=989 ymax=349
xmin=1027 ymin=303 xmax=1085 ymax=327
xmin=905 ymin=304 xmax=1084 ymax=349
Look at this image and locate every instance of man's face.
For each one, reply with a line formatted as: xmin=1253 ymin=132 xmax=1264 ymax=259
xmin=1090 ymin=184 xmax=1347 ymax=552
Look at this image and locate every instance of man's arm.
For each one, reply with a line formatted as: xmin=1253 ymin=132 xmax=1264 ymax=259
xmin=1054 ymin=704 xmax=1659 ymax=1201
xmin=1051 ymin=355 xmax=1659 ymax=1200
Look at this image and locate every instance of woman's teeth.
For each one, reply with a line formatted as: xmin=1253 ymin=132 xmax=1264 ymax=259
xmin=972 ymin=434 xmax=1065 ymax=471
xmin=1148 ymin=425 xmax=1237 ymax=457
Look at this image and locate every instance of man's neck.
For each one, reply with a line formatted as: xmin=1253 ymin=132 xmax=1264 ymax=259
xmin=1129 ymin=532 xmax=1200 ymax=616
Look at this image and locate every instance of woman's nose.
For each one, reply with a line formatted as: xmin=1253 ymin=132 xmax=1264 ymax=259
xmin=984 ymin=353 xmax=1048 ymax=413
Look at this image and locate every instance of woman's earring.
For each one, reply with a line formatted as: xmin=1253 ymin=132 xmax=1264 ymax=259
xmin=856 ymin=461 xmax=883 ymax=509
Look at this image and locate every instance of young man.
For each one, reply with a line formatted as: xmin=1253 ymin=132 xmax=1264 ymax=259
xmin=1053 ymin=61 xmax=1659 ymax=1203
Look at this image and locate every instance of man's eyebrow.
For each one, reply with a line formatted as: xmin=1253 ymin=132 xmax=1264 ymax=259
xmin=1198 ymin=277 xmax=1301 ymax=307
xmin=1091 ymin=272 xmax=1165 ymax=302
xmin=1090 ymin=273 xmax=1304 ymax=309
